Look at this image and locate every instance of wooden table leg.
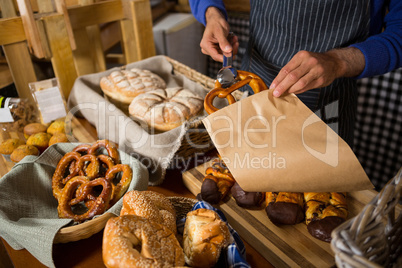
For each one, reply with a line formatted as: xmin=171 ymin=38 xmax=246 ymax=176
xmin=0 ymin=238 xmax=14 ymax=268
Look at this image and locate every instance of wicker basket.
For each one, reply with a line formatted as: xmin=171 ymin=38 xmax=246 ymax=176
xmin=165 ymin=57 xmax=216 ymax=159
xmin=331 ymin=168 xmax=402 ymax=267
xmin=54 ymin=196 xmax=197 ymax=244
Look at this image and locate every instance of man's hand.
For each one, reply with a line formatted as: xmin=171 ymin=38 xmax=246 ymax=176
xmin=270 ymin=47 xmax=366 ymax=97
xmin=201 ymin=7 xmax=239 ymax=62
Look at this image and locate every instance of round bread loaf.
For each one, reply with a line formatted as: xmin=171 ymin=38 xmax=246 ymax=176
xmin=128 ymin=87 xmax=203 ymax=132
xmin=100 ymin=68 xmax=166 ymax=104
xmin=102 ymin=215 xmax=185 ymax=268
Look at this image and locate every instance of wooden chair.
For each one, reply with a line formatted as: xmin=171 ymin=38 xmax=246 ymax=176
xmin=0 ymin=0 xmax=38 ymax=103
xmin=0 ymin=0 xmax=155 ymax=100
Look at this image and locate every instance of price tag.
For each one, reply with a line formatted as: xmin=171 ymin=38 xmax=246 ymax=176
xmin=34 ymin=86 xmax=67 ymax=123
xmin=0 ymin=97 xmax=14 ymax=123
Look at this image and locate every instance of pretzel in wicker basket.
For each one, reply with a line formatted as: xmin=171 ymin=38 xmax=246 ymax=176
xmin=204 ymin=70 xmax=268 ymax=114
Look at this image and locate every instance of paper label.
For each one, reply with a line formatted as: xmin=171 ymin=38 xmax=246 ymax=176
xmin=0 ymin=97 xmax=14 ymax=123
xmin=34 ymin=87 xmax=67 ymax=123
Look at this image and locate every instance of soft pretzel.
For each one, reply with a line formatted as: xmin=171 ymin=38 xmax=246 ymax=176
xmin=72 ymin=154 xmax=100 ymax=181
xmin=102 ymin=215 xmax=185 ymax=268
xmin=97 ymin=154 xmax=116 ymax=177
xmin=72 ymin=144 xmax=91 ymax=155
xmin=105 ymin=164 xmax=133 ymax=205
xmin=200 ymin=158 xmax=235 ymax=204
xmin=204 ymin=70 xmax=268 ymax=114
xmin=87 ymin=139 xmax=120 ymax=165
xmin=57 ymin=176 xmax=113 ymax=223
xmin=52 ymin=152 xmax=81 ymax=200
xmin=120 ymin=190 xmax=177 ymax=235
xmin=265 ymin=192 xmax=305 ymax=225
xmin=304 ymin=192 xmax=348 ymax=242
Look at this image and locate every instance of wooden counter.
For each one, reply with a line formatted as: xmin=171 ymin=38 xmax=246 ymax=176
xmin=0 ymin=118 xmax=273 ymax=268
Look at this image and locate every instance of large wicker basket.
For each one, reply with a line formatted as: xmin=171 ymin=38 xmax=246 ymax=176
xmin=331 ymin=168 xmax=402 ymax=267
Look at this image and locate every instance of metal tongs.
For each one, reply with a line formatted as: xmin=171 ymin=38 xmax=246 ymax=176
xmin=216 ymin=33 xmax=238 ymax=88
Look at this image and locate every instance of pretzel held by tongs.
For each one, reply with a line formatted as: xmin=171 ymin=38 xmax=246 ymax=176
xmin=204 ymin=70 xmax=268 ymax=114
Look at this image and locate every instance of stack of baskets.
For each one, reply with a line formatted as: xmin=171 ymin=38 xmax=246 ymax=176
xmin=331 ymin=168 xmax=402 ymax=267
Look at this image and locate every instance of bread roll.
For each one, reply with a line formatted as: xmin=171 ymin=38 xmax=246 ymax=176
xmin=129 ymin=87 xmax=203 ymax=132
xmin=183 ymin=208 xmax=230 ymax=268
xmin=100 ymin=68 xmax=166 ymax=104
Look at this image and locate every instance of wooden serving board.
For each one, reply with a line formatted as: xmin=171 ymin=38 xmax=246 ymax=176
xmin=0 ymin=117 xmax=98 ymax=178
xmin=182 ymin=159 xmax=379 ymax=268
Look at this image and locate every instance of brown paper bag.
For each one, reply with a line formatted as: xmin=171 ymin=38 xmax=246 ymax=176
xmin=202 ymin=89 xmax=374 ymax=192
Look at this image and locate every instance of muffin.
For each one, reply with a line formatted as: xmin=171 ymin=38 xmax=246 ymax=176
xmin=0 ymin=138 xmax=26 ymax=161
xmin=10 ymin=145 xmax=40 ymax=163
xmin=49 ymin=132 xmax=69 ymax=146
xmin=26 ymin=132 xmax=52 ymax=153
xmin=0 ymin=138 xmax=26 ymax=155
xmin=24 ymin=123 xmax=48 ymax=139
xmin=47 ymin=120 xmax=65 ymax=135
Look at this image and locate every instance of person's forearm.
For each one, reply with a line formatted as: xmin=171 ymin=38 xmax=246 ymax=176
xmin=205 ymin=6 xmax=226 ymax=24
xmin=326 ymin=47 xmax=366 ymax=78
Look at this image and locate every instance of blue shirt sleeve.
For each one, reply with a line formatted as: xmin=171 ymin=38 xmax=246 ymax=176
xmin=189 ymin=0 xmax=228 ymax=26
xmin=351 ymin=0 xmax=402 ymax=78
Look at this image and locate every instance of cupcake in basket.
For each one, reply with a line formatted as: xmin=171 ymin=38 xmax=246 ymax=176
xmin=100 ymin=68 xmax=166 ymax=114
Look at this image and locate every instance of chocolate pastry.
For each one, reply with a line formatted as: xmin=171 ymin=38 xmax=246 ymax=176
xmin=231 ymin=182 xmax=265 ymax=208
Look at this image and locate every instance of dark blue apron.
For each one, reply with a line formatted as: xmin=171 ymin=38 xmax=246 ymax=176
xmin=241 ymin=0 xmax=370 ymax=147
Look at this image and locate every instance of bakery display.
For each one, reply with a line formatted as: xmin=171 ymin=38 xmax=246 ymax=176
xmin=304 ymin=192 xmax=348 ymax=242
xmin=128 ymin=87 xmax=204 ymax=132
xmin=120 ymin=190 xmax=177 ymax=234
xmin=52 ymin=140 xmax=132 ymax=222
xmin=100 ymin=68 xmax=166 ymax=105
xmin=103 ymin=215 xmax=185 ymax=268
xmin=200 ymin=157 xmax=235 ymax=204
xmin=182 ymin=208 xmax=231 ymax=268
